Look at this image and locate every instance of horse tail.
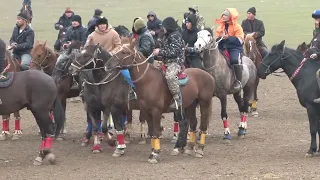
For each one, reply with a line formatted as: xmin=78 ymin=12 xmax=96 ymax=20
xmin=53 ymin=97 xmax=65 ymax=137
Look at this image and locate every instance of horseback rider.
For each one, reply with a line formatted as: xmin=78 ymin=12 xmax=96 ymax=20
xmin=216 ymin=8 xmax=244 ymax=90
xmin=0 ymin=39 xmax=5 ymax=78
xmin=86 ymin=9 xmax=103 ymax=37
xmin=312 ymin=10 xmax=320 ymax=36
xmin=309 ymin=51 xmax=320 ymax=103
xmin=133 ymin=18 xmax=155 ymax=64
xmin=182 ymin=14 xmax=203 ymax=69
xmin=147 ymin=11 xmax=162 ymax=42
xmin=8 ymin=12 xmax=34 ymax=71
xmin=241 ymin=7 xmax=268 ymax=58
xmin=54 ymin=7 xmax=75 ymax=52
xmin=188 ymin=5 xmax=205 ymax=30
xmin=153 ymin=17 xmax=185 ymax=109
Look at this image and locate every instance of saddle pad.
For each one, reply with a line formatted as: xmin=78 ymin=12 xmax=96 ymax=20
xmin=0 ymin=72 xmax=14 ymax=88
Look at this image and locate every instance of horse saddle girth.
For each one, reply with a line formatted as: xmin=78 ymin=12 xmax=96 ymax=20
xmin=0 ymin=72 xmax=15 ymax=88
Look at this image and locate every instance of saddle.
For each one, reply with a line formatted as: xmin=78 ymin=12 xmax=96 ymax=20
xmin=160 ymin=64 xmax=189 ymax=86
xmin=0 ymin=72 xmax=15 ymax=88
xmin=220 ymin=49 xmax=244 ymax=67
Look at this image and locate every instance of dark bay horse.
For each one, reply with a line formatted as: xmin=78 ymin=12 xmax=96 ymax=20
xmin=244 ymin=32 xmax=262 ymax=117
xmin=31 ymin=41 xmax=82 ymax=136
xmin=0 ymin=50 xmax=22 ymax=141
xmin=0 ymin=69 xmax=65 ymax=165
xmin=69 ymin=44 xmax=147 ymax=155
xmin=257 ymin=40 xmax=320 ymax=157
xmin=194 ymin=29 xmax=257 ymax=142
xmin=105 ymin=39 xmax=215 ymax=164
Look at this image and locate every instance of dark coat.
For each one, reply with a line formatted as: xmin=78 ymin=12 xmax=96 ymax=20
xmin=136 ymin=27 xmax=155 ymax=63
xmin=159 ymin=31 xmax=185 ymax=65
xmin=182 ymin=14 xmax=199 ymax=56
xmin=241 ymin=18 xmax=266 ymax=47
xmin=63 ymin=25 xmax=87 ymax=46
xmin=147 ymin=11 xmax=162 ymax=41
xmin=87 ymin=15 xmax=100 ymax=36
xmin=54 ymin=13 xmax=75 ymax=38
xmin=9 ymin=25 xmax=34 ymax=57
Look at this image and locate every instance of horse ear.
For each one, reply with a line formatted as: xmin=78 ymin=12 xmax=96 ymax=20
xmin=252 ymin=32 xmax=258 ymax=39
xmin=43 ymin=40 xmax=47 ymax=46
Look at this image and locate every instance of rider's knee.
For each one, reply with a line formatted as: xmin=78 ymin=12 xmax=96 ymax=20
xmin=20 ymin=54 xmax=32 ymax=66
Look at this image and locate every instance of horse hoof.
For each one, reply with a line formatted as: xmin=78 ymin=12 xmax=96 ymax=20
xmin=33 ymin=157 xmax=43 ymax=166
xmin=11 ymin=134 xmax=20 ymax=140
xmin=112 ymin=149 xmax=124 ymax=157
xmin=56 ymin=136 xmax=65 ymax=141
xmin=148 ymin=158 xmax=159 ymax=164
xmin=251 ymin=111 xmax=259 ymax=117
xmin=0 ymin=134 xmax=8 ymax=141
xmin=124 ymin=139 xmax=131 ymax=144
xmin=183 ymin=149 xmax=193 ymax=156
xmin=92 ymin=145 xmax=102 ymax=154
xmin=138 ymin=139 xmax=146 ymax=145
xmin=170 ymin=148 xmax=179 ymax=156
xmin=195 ymin=150 xmax=204 ymax=158
xmin=238 ymin=129 xmax=246 ymax=138
xmin=46 ymin=153 xmax=56 ymax=164
xmin=305 ymin=153 xmax=314 ymax=157
xmin=314 ymin=152 xmax=320 ymax=157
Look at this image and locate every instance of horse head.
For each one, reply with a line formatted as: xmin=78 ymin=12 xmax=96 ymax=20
xmin=30 ymin=41 xmax=54 ymax=70
xmin=194 ymin=29 xmax=214 ymax=52
xmin=244 ymin=32 xmax=261 ymax=62
xmin=105 ymin=37 xmax=141 ymax=70
xmin=258 ymin=40 xmax=286 ymax=79
xmin=296 ymin=42 xmax=309 ymax=56
xmin=114 ymin=25 xmax=131 ymax=37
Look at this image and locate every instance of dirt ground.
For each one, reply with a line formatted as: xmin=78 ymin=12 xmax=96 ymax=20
xmin=0 ymin=74 xmax=318 ymax=180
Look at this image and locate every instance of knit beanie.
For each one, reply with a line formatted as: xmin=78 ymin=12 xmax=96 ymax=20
xmin=134 ymin=18 xmax=146 ymax=31
xmin=17 ymin=12 xmax=29 ymax=21
xmin=247 ymin=7 xmax=256 ymax=15
xmin=71 ymin=15 xmax=82 ymax=25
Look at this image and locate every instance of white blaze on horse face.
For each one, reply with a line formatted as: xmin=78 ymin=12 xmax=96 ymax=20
xmin=194 ymin=30 xmax=212 ymax=51
xmin=81 ymin=49 xmax=86 ymax=54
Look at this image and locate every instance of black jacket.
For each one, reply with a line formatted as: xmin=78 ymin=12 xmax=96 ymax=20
xmin=146 ymin=11 xmax=162 ymax=41
xmin=9 ymin=25 xmax=34 ymax=57
xmin=54 ymin=13 xmax=74 ymax=38
xmin=241 ymin=18 xmax=266 ymax=46
xmin=87 ymin=15 xmax=100 ymax=37
xmin=136 ymin=27 xmax=155 ymax=63
xmin=63 ymin=25 xmax=87 ymax=46
xmin=159 ymin=31 xmax=185 ymax=65
xmin=182 ymin=14 xmax=199 ymax=56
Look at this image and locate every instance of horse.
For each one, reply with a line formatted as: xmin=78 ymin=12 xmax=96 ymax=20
xmin=257 ymin=40 xmax=320 ymax=157
xmin=0 ymin=68 xmax=65 ymax=165
xmin=243 ymin=32 xmax=263 ymax=117
xmin=0 ymin=50 xmax=23 ymax=141
xmin=114 ymin=25 xmax=131 ymax=37
xmin=69 ymin=43 xmax=151 ymax=155
xmin=31 ymin=41 xmax=82 ymax=136
xmin=194 ymin=29 xmax=257 ymax=142
xmin=105 ymin=38 xmax=215 ymax=164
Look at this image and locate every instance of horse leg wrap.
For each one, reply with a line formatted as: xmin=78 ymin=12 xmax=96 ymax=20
xmin=199 ymin=132 xmax=206 ymax=146
xmin=153 ymin=138 xmax=161 ymax=151
xmin=97 ymin=120 xmax=102 ymax=133
xmin=173 ymin=122 xmax=179 ymax=135
xmin=107 ymin=114 xmax=114 ymax=129
xmin=116 ymin=131 xmax=126 ymax=149
xmin=1 ymin=118 xmax=10 ymax=134
xmin=39 ymin=140 xmax=46 ymax=151
xmin=14 ymin=117 xmax=22 ymax=135
xmin=140 ymin=123 xmax=146 ymax=138
xmin=151 ymin=138 xmax=155 ymax=150
xmin=44 ymin=136 xmax=53 ymax=150
xmin=222 ymin=118 xmax=230 ymax=135
xmin=239 ymin=113 xmax=248 ymax=129
xmin=251 ymin=100 xmax=257 ymax=110
xmin=189 ymin=131 xmax=197 ymax=143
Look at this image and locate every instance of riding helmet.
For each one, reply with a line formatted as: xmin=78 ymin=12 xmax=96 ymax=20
xmin=312 ymin=10 xmax=320 ymax=19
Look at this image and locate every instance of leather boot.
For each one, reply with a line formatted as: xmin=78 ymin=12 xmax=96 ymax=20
xmin=233 ymin=64 xmax=243 ymax=90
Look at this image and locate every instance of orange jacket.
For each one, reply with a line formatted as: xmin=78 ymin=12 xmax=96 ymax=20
xmin=215 ymin=8 xmax=244 ymax=41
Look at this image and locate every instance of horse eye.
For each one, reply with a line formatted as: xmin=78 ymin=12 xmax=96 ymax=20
xmin=37 ymin=55 xmax=41 ymax=58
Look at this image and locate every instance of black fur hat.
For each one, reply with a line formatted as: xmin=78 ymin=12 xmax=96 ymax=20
xmin=96 ymin=16 xmax=108 ymax=25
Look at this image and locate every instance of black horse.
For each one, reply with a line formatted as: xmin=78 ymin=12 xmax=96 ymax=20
xmin=257 ymin=40 xmax=320 ymax=156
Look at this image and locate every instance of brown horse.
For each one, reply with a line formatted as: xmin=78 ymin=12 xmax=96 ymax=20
xmin=0 ymin=50 xmax=22 ymax=141
xmin=244 ymin=32 xmax=262 ymax=117
xmin=105 ymin=38 xmax=215 ymax=164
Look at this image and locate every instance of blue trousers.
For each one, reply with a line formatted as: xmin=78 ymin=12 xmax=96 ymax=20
xmin=120 ymin=69 xmax=134 ymax=88
xmin=228 ymin=49 xmax=241 ymax=65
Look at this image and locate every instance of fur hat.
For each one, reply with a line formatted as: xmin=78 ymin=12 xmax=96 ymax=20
xmin=162 ymin=17 xmax=178 ymax=33
xmin=247 ymin=7 xmax=256 ymax=15
xmin=96 ymin=16 xmax=108 ymax=25
xmin=71 ymin=15 xmax=82 ymax=24
xmin=17 ymin=12 xmax=29 ymax=21
xmin=134 ymin=18 xmax=146 ymax=31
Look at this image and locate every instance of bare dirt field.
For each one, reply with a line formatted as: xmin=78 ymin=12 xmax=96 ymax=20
xmin=0 ymin=0 xmax=319 ymax=179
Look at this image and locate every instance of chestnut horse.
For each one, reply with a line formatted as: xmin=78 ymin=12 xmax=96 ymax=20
xmin=244 ymin=32 xmax=262 ymax=117
xmin=105 ymin=38 xmax=215 ymax=164
xmin=0 ymin=50 xmax=22 ymax=141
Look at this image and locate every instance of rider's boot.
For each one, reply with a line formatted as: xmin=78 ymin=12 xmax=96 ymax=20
xmin=314 ymin=70 xmax=320 ymax=103
xmin=233 ymin=64 xmax=243 ymax=90
xmin=169 ymin=92 xmax=182 ymax=110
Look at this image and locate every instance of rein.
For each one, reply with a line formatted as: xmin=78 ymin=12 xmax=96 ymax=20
xmin=31 ymin=47 xmax=52 ymax=71
xmin=201 ymin=38 xmax=222 ymax=71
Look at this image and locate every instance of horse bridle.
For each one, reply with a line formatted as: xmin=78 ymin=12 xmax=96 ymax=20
xmin=31 ymin=47 xmax=52 ymax=70
xmin=71 ymin=48 xmax=102 ymax=70
xmin=260 ymin=47 xmax=289 ymax=75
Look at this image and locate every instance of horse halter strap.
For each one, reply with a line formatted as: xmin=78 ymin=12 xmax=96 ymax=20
xmin=260 ymin=47 xmax=287 ymax=75
xmin=31 ymin=48 xmax=51 ymax=70
xmin=71 ymin=48 xmax=100 ymax=70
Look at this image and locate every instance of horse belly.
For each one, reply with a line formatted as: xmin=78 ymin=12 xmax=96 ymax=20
xmin=0 ymin=87 xmax=27 ymax=114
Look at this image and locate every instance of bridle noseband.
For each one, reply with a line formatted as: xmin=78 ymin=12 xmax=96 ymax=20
xmin=31 ymin=47 xmax=52 ymax=70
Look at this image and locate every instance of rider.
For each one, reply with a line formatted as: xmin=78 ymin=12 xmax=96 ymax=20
xmin=310 ymin=52 xmax=320 ymax=103
xmin=9 ymin=12 xmax=35 ymax=70
xmin=0 ymin=39 xmax=5 ymax=78
xmin=153 ymin=17 xmax=185 ymax=109
xmin=188 ymin=5 xmax=205 ymax=30
xmin=86 ymin=9 xmax=103 ymax=37
xmin=241 ymin=7 xmax=268 ymax=58
xmin=147 ymin=11 xmax=162 ymax=42
xmin=133 ymin=18 xmax=155 ymax=64
xmin=54 ymin=7 xmax=75 ymax=52
xmin=182 ymin=14 xmax=203 ymax=69
xmin=312 ymin=10 xmax=320 ymax=36
xmin=216 ymin=8 xmax=244 ymax=90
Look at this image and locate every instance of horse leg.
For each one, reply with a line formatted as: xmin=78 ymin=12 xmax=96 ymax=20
xmin=305 ymin=105 xmax=318 ymax=157
xmin=124 ymin=110 xmax=133 ymax=140
xmin=233 ymin=92 xmax=247 ymax=138
xmin=33 ymin=110 xmax=56 ymax=166
xmin=219 ymin=96 xmax=231 ymax=142
xmin=250 ymin=77 xmax=259 ymax=117
xmin=170 ymin=112 xmax=180 ymax=144
xmin=148 ymin=108 xmax=162 ymax=164
xmin=183 ymin=101 xmax=198 ymax=156
xmin=88 ymin=110 xmax=101 ymax=154
xmin=61 ymin=96 xmax=68 ymax=134
xmin=12 ymin=111 xmax=22 ymax=140
xmin=81 ymin=112 xmax=93 ymax=147
xmin=0 ymin=114 xmax=10 ymax=141
xmin=138 ymin=110 xmax=147 ymax=145
xmin=111 ymin=108 xmax=126 ymax=157
xmin=195 ymin=99 xmax=212 ymax=158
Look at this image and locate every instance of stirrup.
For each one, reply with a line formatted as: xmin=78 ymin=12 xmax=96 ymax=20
xmin=71 ymin=82 xmax=79 ymax=90
xmin=0 ymin=75 xmax=6 ymax=79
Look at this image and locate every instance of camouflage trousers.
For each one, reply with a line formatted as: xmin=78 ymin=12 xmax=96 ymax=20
xmin=165 ymin=62 xmax=181 ymax=99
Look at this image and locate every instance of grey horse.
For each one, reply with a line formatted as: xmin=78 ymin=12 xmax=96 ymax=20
xmin=194 ymin=29 xmax=257 ymax=142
